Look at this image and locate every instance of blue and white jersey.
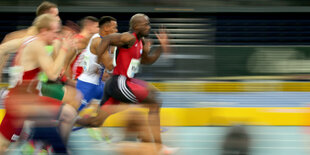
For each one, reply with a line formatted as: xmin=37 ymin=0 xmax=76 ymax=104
xmin=78 ymin=33 xmax=105 ymax=85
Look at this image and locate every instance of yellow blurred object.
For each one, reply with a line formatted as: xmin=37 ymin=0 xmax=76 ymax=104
xmin=0 ymin=107 xmax=310 ymax=126
xmin=76 ymin=107 xmax=310 ymax=126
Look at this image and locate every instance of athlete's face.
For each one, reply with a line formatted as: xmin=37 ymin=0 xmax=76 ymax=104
xmin=46 ymin=21 xmax=61 ymax=45
xmin=88 ymin=21 xmax=99 ymax=34
xmin=138 ymin=17 xmax=151 ymax=37
xmin=47 ymin=7 xmax=60 ymax=22
xmin=105 ymin=21 xmax=118 ymax=34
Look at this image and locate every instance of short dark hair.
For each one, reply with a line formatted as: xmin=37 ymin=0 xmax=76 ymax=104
xmin=36 ymin=1 xmax=58 ymax=17
xmin=99 ymin=16 xmax=116 ymax=28
xmin=79 ymin=16 xmax=99 ymax=29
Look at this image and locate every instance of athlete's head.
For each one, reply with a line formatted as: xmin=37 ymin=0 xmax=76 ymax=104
xmin=129 ymin=13 xmax=151 ymax=37
xmin=99 ymin=16 xmax=118 ymax=35
xmin=33 ymin=14 xmax=60 ymax=45
xmin=80 ymin=16 xmax=99 ymax=35
xmin=36 ymin=1 xmax=60 ymax=22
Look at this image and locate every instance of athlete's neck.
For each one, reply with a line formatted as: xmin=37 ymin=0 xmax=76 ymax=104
xmin=99 ymin=31 xmax=110 ymax=38
xmin=133 ymin=31 xmax=143 ymax=40
xmin=79 ymin=30 xmax=90 ymax=38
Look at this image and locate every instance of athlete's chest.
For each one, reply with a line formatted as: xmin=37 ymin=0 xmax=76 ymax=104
xmin=124 ymin=40 xmax=143 ymax=59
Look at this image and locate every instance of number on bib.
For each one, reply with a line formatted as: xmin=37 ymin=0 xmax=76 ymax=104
xmin=127 ymin=58 xmax=140 ymax=78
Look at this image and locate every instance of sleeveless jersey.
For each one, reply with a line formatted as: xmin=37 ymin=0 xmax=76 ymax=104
xmin=78 ymin=33 xmax=105 ymax=85
xmin=71 ymin=34 xmax=86 ymax=79
xmin=113 ymin=32 xmax=143 ymax=78
xmin=9 ymin=36 xmax=40 ymax=88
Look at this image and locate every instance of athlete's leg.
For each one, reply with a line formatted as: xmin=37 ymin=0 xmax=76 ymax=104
xmin=58 ymin=104 xmax=78 ymax=144
xmin=141 ymin=90 xmax=162 ymax=144
xmin=126 ymin=78 xmax=162 ymax=144
xmin=76 ymin=79 xmax=98 ymax=111
xmin=62 ymin=85 xmax=82 ymax=111
xmin=41 ymin=82 xmax=82 ymax=111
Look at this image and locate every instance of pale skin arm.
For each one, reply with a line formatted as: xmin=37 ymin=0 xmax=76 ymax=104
xmin=35 ymin=43 xmax=68 ymax=81
xmin=0 ymin=38 xmax=25 ymax=81
xmin=0 ymin=38 xmax=24 ymax=58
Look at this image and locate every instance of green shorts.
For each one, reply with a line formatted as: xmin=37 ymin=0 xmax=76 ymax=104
xmin=40 ymin=82 xmax=65 ymax=101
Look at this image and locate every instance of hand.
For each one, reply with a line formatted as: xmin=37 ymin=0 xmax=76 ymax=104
xmin=155 ymin=26 xmax=170 ymax=53
xmin=60 ymin=26 xmax=77 ymax=51
xmin=61 ymin=33 xmax=76 ymax=52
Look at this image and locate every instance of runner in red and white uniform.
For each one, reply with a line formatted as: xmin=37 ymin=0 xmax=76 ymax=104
xmin=0 ymin=14 xmax=76 ymax=154
xmin=68 ymin=16 xmax=99 ymax=80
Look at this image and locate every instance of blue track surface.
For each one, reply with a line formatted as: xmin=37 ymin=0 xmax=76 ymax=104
xmin=7 ymin=127 xmax=310 ymax=155
xmin=160 ymin=92 xmax=310 ymax=107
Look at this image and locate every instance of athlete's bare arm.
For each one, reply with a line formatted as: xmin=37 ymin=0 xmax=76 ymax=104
xmin=140 ymin=38 xmax=160 ymax=65
xmin=98 ymin=32 xmax=136 ymax=69
xmin=52 ymin=39 xmax=62 ymax=59
xmin=2 ymin=30 xmax=28 ymax=43
xmin=0 ymin=38 xmax=25 ymax=57
xmin=35 ymin=41 xmax=69 ymax=80
xmin=0 ymin=38 xmax=25 ymax=81
xmin=141 ymin=29 xmax=169 ymax=65
xmin=0 ymin=27 xmax=39 ymax=81
xmin=90 ymin=37 xmax=113 ymax=71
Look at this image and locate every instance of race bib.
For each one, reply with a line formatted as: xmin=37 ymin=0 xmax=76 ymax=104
xmin=81 ymin=54 xmax=90 ymax=71
xmin=127 ymin=58 xmax=140 ymax=78
xmin=8 ymin=66 xmax=24 ymax=88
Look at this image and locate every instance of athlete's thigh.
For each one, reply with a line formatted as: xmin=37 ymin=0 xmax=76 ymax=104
xmin=63 ymin=85 xmax=82 ymax=109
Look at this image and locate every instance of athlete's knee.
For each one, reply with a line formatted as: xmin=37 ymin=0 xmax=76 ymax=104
xmin=143 ymin=90 xmax=161 ymax=105
xmin=59 ymin=104 xmax=78 ymax=124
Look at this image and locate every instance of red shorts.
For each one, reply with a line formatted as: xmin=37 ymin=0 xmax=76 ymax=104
xmin=0 ymin=88 xmax=62 ymax=141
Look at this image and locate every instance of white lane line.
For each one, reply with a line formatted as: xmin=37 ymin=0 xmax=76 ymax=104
xmin=73 ymin=132 xmax=305 ymax=136
xmin=68 ymin=139 xmax=310 ymax=143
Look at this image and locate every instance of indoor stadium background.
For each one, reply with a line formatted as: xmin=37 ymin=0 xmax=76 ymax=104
xmin=1 ymin=0 xmax=310 ymax=154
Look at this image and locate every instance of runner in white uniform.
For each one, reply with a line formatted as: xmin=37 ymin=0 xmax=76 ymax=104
xmin=76 ymin=16 xmax=118 ymax=111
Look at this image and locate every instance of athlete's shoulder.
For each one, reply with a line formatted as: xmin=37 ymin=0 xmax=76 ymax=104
xmin=121 ymin=32 xmax=135 ymax=40
xmin=2 ymin=29 xmax=28 ymax=43
xmin=120 ymin=32 xmax=136 ymax=48
xmin=91 ymin=37 xmax=102 ymax=48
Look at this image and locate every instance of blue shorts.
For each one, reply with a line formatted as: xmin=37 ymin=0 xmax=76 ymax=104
xmin=76 ymin=79 xmax=104 ymax=111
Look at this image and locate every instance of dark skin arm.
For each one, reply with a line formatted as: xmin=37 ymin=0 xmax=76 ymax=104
xmin=140 ymin=29 xmax=169 ymax=65
xmin=91 ymin=37 xmax=113 ymax=72
xmin=140 ymin=39 xmax=161 ymax=65
xmin=97 ymin=32 xmax=136 ymax=71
